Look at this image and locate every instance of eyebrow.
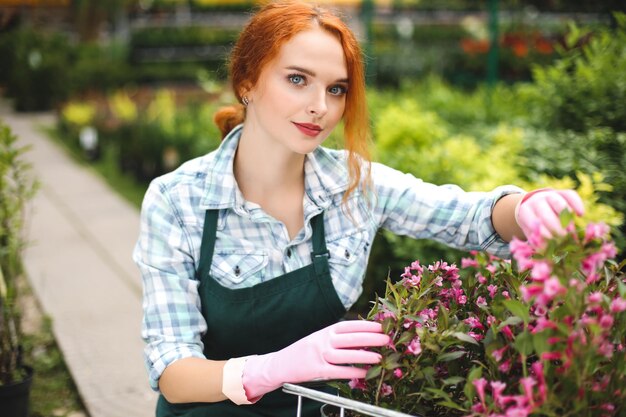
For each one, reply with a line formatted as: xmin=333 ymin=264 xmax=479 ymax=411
xmin=285 ymin=66 xmax=349 ymax=84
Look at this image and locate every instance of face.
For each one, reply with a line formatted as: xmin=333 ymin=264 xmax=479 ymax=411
xmin=244 ymin=26 xmax=348 ymax=155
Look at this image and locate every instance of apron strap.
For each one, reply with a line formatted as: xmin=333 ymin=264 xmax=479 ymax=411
xmin=310 ymin=212 xmax=330 ymax=276
xmin=197 ymin=209 xmax=219 ymax=280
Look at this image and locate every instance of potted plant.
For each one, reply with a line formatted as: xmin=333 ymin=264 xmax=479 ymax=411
xmin=0 ymin=121 xmax=38 ymax=417
xmin=327 ymin=212 xmax=626 ymax=416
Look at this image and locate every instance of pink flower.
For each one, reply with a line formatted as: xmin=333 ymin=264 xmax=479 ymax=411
xmin=492 ymin=346 xmax=508 ymax=362
xmin=600 ymin=403 xmax=616 ymax=412
xmin=473 ymin=377 xmax=488 ymax=406
xmin=462 ymin=257 xmax=479 ymax=268
xmin=520 ymin=284 xmax=542 ymax=302
xmin=502 ymin=290 xmax=511 ymax=299
xmin=588 ymin=292 xmax=603 ymax=304
xmin=584 ymin=223 xmax=610 ymax=243
xmin=464 ymin=316 xmax=485 ymax=330
xmin=491 ymin=380 xmax=507 ymax=407
xmin=486 ymin=264 xmax=497 ymax=275
xmin=520 ymin=376 xmax=536 ymax=406
xmin=541 ymin=351 xmax=562 ymax=361
xmin=610 ymin=297 xmax=626 ymax=313
xmin=349 ymin=378 xmax=367 ymax=391
xmin=531 ymin=261 xmax=552 ymax=282
xmin=531 ymin=361 xmax=547 ymax=404
xmin=505 ymin=406 xmax=532 ymax=417
xmin=532 ymin=317 xmax=558 ymax=333
xmin=380 ymin=383 xmax=393 ymax=397
xmin=393 ymin=368 xmax=403 ymax=378
xmin=510 ymin=237 xmax=535 ymax=271
xmin=601 ymin=242 xmax=617 ymax=259
xmin=468 ymin=332 xmax=484 ymax=342
xmin=501 ymin=326 xmax=514 ymax=340
xmin=582 ymin=253 xmax=605 ymax=276
xmin=598 ymin=341 xmax=614 ymax=359
xmin=476 ymin=296 xmax=487 ymax=307
xmin=487 ymin=315 xmax=497 ymax=326
xmin=488 ymin=284 xmax=498 ymax=298
xmin=499 ymin=359 xmax=512 ymax=373
xmin=599 ymin=314 xmax=614 ymax=329
xmin=407 ymin=336 xmax=422 ymax=355
xmin=543 ymin=276 xmax=566 ymax=298
xmin=477 ymin=273 xmax=488 ymax=284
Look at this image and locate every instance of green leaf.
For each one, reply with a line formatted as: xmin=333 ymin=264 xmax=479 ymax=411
xmin=438 ymin=350 xmax=466 ymax=362
xmin=365 ymin=365 xmax=382 ymax=380
xmin=514 ymin=330 xmax=534 ymax=356
xmin=442 ymin=376 xmax=465 ymax=386
xmin=437 ymin=400 xmax=466 ymax=411
xmin=425 ymin=387 xmax=452 ymax=402
xmin=379 ymin=298 xmax=398 ymax=316
xmin=502 ymin=299 xmax=530 ymax=325
xmin=497 ymin=316 xmax=523 ymax=329
xmin=532 ymin=332 xmax=551 ymax=356
xmin=452 ymin=332 xmax=479 ymax=345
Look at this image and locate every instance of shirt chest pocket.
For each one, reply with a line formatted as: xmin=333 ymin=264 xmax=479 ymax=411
xmin=210 ymin=250 xmax=268 ymax=287
xmin=327 ymin=231 xmax=368 ymax=266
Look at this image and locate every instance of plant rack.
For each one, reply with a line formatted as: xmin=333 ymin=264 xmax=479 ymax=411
xmin=282 ymin=383 xmax=418 ymax=417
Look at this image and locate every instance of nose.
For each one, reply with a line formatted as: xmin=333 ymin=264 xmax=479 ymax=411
xmin=306 ymin=88 xmax=328 ymax=118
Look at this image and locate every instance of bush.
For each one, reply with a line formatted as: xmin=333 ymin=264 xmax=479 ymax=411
xmin=0 ymin=120 xmax=38 ymax=385
xmin=2 ymin=29 xmax=73 ymax=111
xmin=524 ymin=15 xmax=626 ymax=132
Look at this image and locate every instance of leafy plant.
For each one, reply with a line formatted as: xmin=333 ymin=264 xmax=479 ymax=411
xmin=334 ymin=213 xmax=626 ymax=416
xmin=0 ymin=121 xmax=38 ymax=385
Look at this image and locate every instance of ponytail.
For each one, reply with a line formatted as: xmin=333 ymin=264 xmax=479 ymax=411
xmin=213 ymin=104 xmax=245 ymax=139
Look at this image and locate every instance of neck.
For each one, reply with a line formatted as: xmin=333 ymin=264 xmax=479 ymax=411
xmin=234 ymin=129 xmax=305 ymax=201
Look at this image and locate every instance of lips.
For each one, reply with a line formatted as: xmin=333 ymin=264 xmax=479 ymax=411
xmin=293 ymin=122 xmax=323 ymax=137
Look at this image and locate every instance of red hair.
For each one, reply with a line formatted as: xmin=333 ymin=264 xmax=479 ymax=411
xmin=214 ymin=0 xmax=371 ymax=201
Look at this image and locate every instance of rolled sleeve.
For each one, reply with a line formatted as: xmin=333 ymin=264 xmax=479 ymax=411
xmin=370 ymin=163 xmax=523 ymax=257
xmin=133 ymin=180 xmax=207 ymax=391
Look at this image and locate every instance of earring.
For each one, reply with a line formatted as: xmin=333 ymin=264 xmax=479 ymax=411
xmin=242 ymin=96 xmax=249 ymax=106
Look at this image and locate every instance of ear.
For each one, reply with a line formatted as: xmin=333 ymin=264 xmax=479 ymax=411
xmin=238 ymin=81 xmax=254 ymax=101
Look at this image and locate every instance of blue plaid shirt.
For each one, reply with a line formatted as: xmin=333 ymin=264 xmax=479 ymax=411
xmin=133 ymin=124 xmax=522 ymax=390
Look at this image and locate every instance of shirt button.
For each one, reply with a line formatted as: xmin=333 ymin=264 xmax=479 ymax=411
xmin=344 ymin=249 xmax=350 ymax=259
xmin=234 ymin=265 xmax=241 ymax=276
xmin=286 ymin=248 xmax=292 ymax=258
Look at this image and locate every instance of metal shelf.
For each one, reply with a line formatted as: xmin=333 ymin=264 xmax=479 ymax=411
xmin=282 ymin=383 xmax=419 ymax=417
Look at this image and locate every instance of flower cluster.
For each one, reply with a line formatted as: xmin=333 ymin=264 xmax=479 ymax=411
xmin=332 ymin=213 xmax=626 ymax=417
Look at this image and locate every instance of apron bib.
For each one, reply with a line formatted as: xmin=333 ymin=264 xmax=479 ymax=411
xmin=157 ymin=210 xmax=346 ymax=416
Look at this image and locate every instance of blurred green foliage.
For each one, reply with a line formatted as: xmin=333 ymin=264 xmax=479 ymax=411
xmin=42 ymin=11 xmax=625 ymax=316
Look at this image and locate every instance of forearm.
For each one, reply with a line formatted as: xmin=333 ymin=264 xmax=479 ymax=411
xmin=491 ymin=193 xmax=524 ymax=242
xmin=159 ymin=357 xmax=228 ymax=404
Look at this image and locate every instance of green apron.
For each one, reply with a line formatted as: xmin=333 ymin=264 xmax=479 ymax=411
xmin=156 ymin=209 xmax=347 ymax=416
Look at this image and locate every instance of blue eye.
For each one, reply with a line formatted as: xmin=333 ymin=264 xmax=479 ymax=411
xmin=288 ymin=74 xmax=306 ymax=85
xmin=329 ymin=85 xmax=348 ymax=96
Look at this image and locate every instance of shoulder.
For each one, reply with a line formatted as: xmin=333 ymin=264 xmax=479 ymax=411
xmin=141 ymin=149 xmax=219 ymax=223
xmin=150 ymin=150 xmax=217 ymax=195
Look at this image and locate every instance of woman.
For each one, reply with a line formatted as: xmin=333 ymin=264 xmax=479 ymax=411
xmin=133 ymin=1 xmax=584 ymax=416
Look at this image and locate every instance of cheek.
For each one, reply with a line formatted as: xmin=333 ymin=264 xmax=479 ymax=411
xmin=329 ymin=99 xmax=346 ymax=123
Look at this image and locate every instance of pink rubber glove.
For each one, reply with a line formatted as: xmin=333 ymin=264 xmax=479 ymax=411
xmin=515 ymin=188 xmax=585 ymax=238
xmin=242 ymin=321 xmax=389 ymax=401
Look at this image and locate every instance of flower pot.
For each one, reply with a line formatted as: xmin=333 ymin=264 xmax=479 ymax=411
xmin=0 ymin=366 xmax=34 ymax=417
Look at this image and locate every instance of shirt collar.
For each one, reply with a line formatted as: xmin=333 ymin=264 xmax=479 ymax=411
xmin=201 ymin=124 xmax=350 ymax=209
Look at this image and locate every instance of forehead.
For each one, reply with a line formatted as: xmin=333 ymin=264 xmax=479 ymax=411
xmin=271 ymin=27 xmax=347 ymax=79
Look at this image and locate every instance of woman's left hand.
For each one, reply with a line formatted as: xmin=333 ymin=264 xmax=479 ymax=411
xmin=515 ymin=188 xmax=585 ymax=239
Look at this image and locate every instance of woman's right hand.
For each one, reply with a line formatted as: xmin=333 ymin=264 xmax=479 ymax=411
xmin=241 ymin=320 xmax=389 ymax=402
